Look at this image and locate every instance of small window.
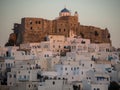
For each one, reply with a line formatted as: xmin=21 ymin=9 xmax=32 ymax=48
xmin=14 ymin=74 xmax=16 ymax=78
xmin=81 ymin=40 xmax=85 ymax=44
xmin=44 ymin=55 xmax=46 ymax=57
xmin=47 ymin=54 xmax=49 ymax=57
xmin=24 ymin=75 xmax=26 ymax=79
xmin=18 ymin=71 xmax=20 ymax=74
xmin=59 ymin=29 xmax=61 ymax=32
xmin=34 ymin=85 xmax=36 ymax=87
xmin=28 ymin=84 xmax=31 ymax=88
xmin=82 ymin=64 xmax=84 ymax=67
xmin=72 ymin=77 xmax=74 ymax=79
xmin=36 ymin=21 xmax=38 ymax=24
xmin=39 ymin=21 xmax=41 ymax=24
xmin=97 ymin=88 xmax=100 ymax=90
xmin=28 ymin=71 xmax=30 ymax=73
xmin=74 ymin=67 xmax=76 ymax=70
xmin=19 ymin=75 xmax=21 ymax=79
xmin=53 ymin=81 xmax=55 ymax=85
xmin=9 ymin=74 xmax=12 ymax=78
xmin=65 ymin=67 xmax=67 ymax=70
xmin=91 ymin=64 xmax=92 ymax=67
xmin=94 ymin=31 xmax=99 ymax=36
xmin=81 ymin=71 xmax=83 ymax=75
xmin=30 ymin=27 xmax=33 ymax=30
xmin=22 ymin=52 xmax=24 ymax=55
xmin=21 ymin=66 xmax=23 ymax=68
xmin=59 ymin=45 xmax=61 ymax=48
xmin=30 ymin=20 xmax=32 ymax=24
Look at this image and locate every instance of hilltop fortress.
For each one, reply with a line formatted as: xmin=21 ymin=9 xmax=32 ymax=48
xmin=5 ymin=8 xmax=111 ymax=46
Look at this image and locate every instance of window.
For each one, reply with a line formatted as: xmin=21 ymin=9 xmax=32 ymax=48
xmin=97 ymin=88 xmax=100 ymax=90
xmin=8 ymin=63 xmax=10 ymax=67
xmin=30 ymin=27 xmax=33 ymax=30
xmin=28 ymin=71 xmax=30 ymax=74
xmin=59 ymin=45 xmax=61 ymax=48
xmin=6 ymin=63 xmax=7 ymax=67
xmin=39 ymin=21 xmax=41 ymax=24
xmin=47 ymin=54 xmax=49 ymax=57
xmin=65 ymin=67 xmax=67 ymax=70
xmin=59 ymin=29 xmax=61 ymax=32
xmin=91 ymin=64 xmax=92 ymax=67
xmin=28 ymin=84 xmax=31 ymax=88
xmin=72 ymin=77 xmax=74 ymax=79
xmin=9 ymin=82 xmax=12 ymax=85
xmin=21 ymin=66 xmax=23 ymax=68
xmin=94 ymin=31 xmax=99 ymax=36
xmin=18 ymin=71 xmax=20 ymax=74
xmin=22 ymin=52 xmax=24 ymax=55
xmin=74 ymin=67 xmax=76 ymax=70
xmin=82 ymin=64 xmax=84 ymax=67
xmin=64 ymin=29 xmax=66 ymax=32
xmin=53 ymin=81 xmax=55 ymax=85
xmin=14 ymin=74 xmax=16 ymax=78
xmin=9 ymin=74 xmax=12 ymax=78
xmin=81 ymin=40 xmax=85 ymax=44
xmin=30 ymin=20 xmax=32 ymax=24
xmin=24 ymin=75 xmax=26 ymax=79
xmin=36 ymin=21 xmax=38 ymax=24
xmin=81 ymin=71 xmax=83 ymax=75
xmin=107 ymin=78 xmax=109 ymax=81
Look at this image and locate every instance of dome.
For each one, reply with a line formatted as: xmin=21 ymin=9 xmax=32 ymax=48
xmin=60 ymin=8 xmax=70 ymax=13
xmin=59 ymin=8 xmax=71 ymax=17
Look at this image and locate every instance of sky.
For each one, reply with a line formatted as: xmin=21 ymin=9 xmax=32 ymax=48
xmin=0 ymin=0 xmax=120 ymax=48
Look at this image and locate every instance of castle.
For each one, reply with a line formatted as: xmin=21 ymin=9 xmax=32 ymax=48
xmin=5 ymin=8 xmax=111 ymax=46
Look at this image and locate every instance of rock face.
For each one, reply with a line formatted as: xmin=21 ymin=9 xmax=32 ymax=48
xmin=5 ymin=8 xmax=111 ymax=46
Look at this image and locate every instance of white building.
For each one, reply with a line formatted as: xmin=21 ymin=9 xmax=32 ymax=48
xmin=38 ymin=79 xmax=73 ymax=90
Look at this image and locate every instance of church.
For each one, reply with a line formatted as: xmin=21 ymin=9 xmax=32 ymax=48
xmin=5 ymin=8 xmax=111 ymax=46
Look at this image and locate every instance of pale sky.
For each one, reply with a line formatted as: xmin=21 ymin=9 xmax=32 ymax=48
xmin=0 ymin=0 xmax=120 ymax=48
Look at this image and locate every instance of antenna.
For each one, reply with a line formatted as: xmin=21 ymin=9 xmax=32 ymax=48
xmin=64 ymin=5 xmax=66 ymax=8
